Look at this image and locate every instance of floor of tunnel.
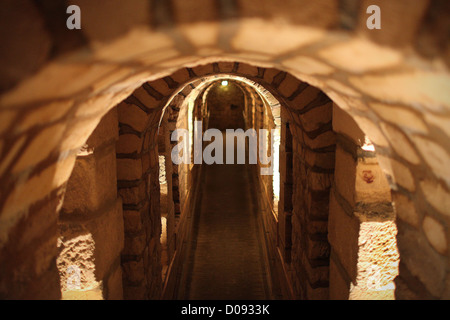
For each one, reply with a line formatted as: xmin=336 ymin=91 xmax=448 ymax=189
xmin=177 ymin=161 xmax=272 ymax=300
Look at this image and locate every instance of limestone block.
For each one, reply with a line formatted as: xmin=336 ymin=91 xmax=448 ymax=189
xmin=305 ymin=282 xmax=329 ymax=300
xmin=13 ymin=123 xmax=66 ymax=174
xmin=57 ymin=232 xmax=99 ymax=293
xmin=392 ymin=192 xmax=420 ymax=228
xmin=61 ymin=117 xmax=103 ymax=153
xmin=231 ymin=19 xmax=325 ymax=56
xmin=1 ymin=156 xmax=75 ymax=245
xmin=85 ymin=108 xmax=119 ymax=150
xmin=319 ymin=38 xmax=402 ymax=73
xmin=89 ymin=199 xmax=124 ymax=278
xmin=63 ymin=148 xmax=118 ymax=215
xmin=334 ymin=145 xmax=357 ymax=206
xmin=372 ymin=103 xmax=428 ymax=134
xmin=350 ymin=220 xmax=399 ymax=300
xmin=282 ymin=56 xmax=334 ymax=76
xmin=303 ymin=256 xmax=329 ymax=287
xmin=123 ymin=282 xmax=147 ymax=300
xmin=237 ymin=63 xmax=259 ymax=78
xmin=0 ymin=135 xmax=26 ymax=177
xmin=117 ymin=157 xmax=143 ymax=181
xmin=170 ymin=68 xmax=191 ymax=84
xmin=0 ymin=110 xmax=16 ymax=136
xmin=352 ymin=115 xmax=388 ymax=148
xmin=328 ymin=192 xmax=360 ymax=281
xmin=306 ymin=237 xmax=330 ymax=261
xmin=380 ymin=123 xmax=420 ymax=164
xmin=17 ymin=191 xmax=61 ymax=250
xmin=290 ymin=86 xmax=321 ymax=110
xmin=349 ymin=72 xmax=450 ymax=113
xmin=105 ymin=263 xmax=123 ymax=300
xmin=413 ymin=136 xmax=450 ymax=186
xmin=132 ymin=86 xmax=160 ymax=110
xmin=422 ymin=216 xmax=447 ymax=255
xmin=148 ymin=79 xmax=172 ymax=97
xmin=117 ymin=134 xmax=143 ymax=154
xmin=58 ymin=198 xmax=124 ymax=285
xmin=299 ymin=102 xmax=333 ymax=132
xmin=419 ymin=179 xmax=450 ymax=218
xmin=215 ymin=62 xmax=234 ymax=74
xmin=329 ymin=257 xmax=350 ymax=300
xmin=123 ymin=209 xmax=144 ymax=234
xmin=16 ymin=100 xmax=73 ymax=134
xmin=123 ymin=231 xmax=147 ymax=256
xmin=302 ymin=130 xmax=336 ymax=150
xmin=191 ymin=64 xmax=215 ymax=77
xmin=332 ymin=103 xmax=365 ymax=146
xmin=122 ymin=259 xmax=145 ymax=284
xmin=326 ymin=79 xmax=361 ymax=98
xmin=118 ymin=180 xmax=147 ymax=206
xmin=307 ymin=171 xmax=333 ymax=192
xmin=118 ymin=103 xmax=149 ymax=133
xmin=424 ymin=113 xmax=450 ymax=138
xmin=396 ymin=222 xmax=447 ymax=297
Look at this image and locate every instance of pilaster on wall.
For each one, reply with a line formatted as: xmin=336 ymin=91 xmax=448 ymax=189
xmin=329 ymin=104 xmax=399 ymax=300
xmin=116 ymin=88 xmax=165 ymax=299
xmin=288 ymin=90 xmax=335 ymax=300
xmin=168 ymin=104 xmax=181 ymax=218
xmin=278 ymin=121 xmax=293 ymax=264
xmin=57 ymin=108 xmax=124 ymax=300
xmin=157 ymin=112 xmax=176 ymax=284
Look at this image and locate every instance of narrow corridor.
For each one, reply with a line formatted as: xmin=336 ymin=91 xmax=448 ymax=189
xmin=180 ymin=162 xmax=271 ymax=300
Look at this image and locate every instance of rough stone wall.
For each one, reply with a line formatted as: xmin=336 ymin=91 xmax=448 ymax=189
xmin=329 ymin=104 xmax=398 ymax=300
xmin=115 ymin=82 xmax=166 ymax=299
xmin=288 ymin=88 xmax=335 ymax=300
xmin=58 ymin=108 xmax=124 ymax=300
xmin=239 ymin=74 xmax=334 ymax=300
xmin=278 ymin=120 xmax=294 ymax=267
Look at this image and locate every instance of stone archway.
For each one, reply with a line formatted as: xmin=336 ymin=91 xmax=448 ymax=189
xmin=0 ymin=1 xmax=449 ymax=300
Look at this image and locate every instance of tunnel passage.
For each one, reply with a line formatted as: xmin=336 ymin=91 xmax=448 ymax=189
xmin=207 ymin=81 xmax=246 ymax=131
xmin=175 ymin=79 xmax=274 ymax=300
xmin=1 ymin=1 xmax=449 ymax=301
xmin=3 ymin=46 xmax=448 ymax=300
xmin=153 ymin=69 xmax=400 ymax=300
xmin=179 ymin=147 xmax=270 ymax=300
xmin=5 ymin=62 xmax=402 ymax=301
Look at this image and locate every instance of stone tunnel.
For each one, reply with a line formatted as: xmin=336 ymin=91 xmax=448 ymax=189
xmin=0 ymin=0 xmax=449 ymax=301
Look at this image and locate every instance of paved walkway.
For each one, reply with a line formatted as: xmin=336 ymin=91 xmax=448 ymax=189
xmin=181 ymin=163 xmax=271 ymax=300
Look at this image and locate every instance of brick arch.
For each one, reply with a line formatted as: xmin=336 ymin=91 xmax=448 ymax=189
xmin=0 ymin=3 xmax=448 ymax=299
xmin=114 ymin=63 xmax=339 ymax=299
xmin=98 ymin=61 xmax=445 ymax=299
xmin=118 ymin=62 xmax=328 ymax=143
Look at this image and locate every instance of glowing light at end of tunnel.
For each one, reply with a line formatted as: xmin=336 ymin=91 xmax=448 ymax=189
xmin=221 ymin=80 xmax=228 ymax=86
